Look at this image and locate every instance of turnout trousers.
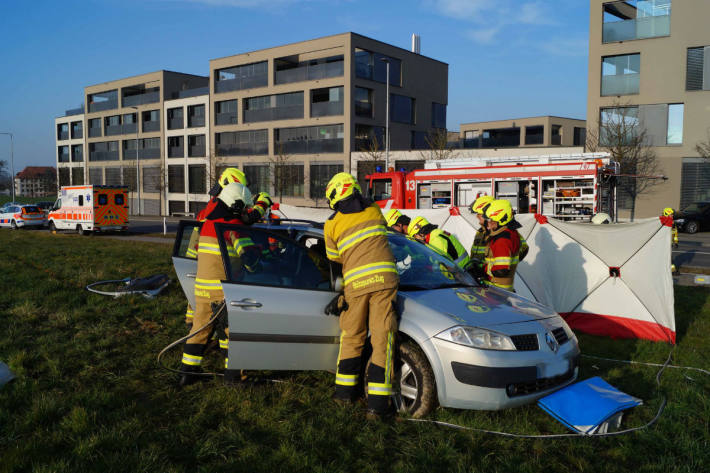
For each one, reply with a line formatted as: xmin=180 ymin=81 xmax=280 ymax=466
xmin=335 ymin=287 xmax=398 ymax=413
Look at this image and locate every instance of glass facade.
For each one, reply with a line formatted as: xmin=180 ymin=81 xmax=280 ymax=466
xmin=215 ymin=61 xmax=268 ymax=93
xmin=274 ymin=55 xmax=344 ymax=84
xmin=143 ymin=110 xmax=160 ymax=132
xmin=70 ymin=121 xmax=82 ymax=139
xmin=188 ymin=165 xmax=207 ymax=193
xmin=390 ymin=94 xmax=415 ymax=124
xmin=354 ymin=87 xmax=373 ymax=118
xmin=215 ymin=99 xmax=238 ymax=125
xmin=71 ymin=144 xmax=83 ymax=162
xmin=310 ymin=163 xmax=343 ymax=199
xmin=525 ymin=126 xmax=544 ymax=145
xmin=168 ymin=136 xmax=184 ymax=158
xmin=244 ymin=92 xmax=303 ymax=123
xmin=244 ymin=165 xmax=271 ymax=195
xmin=602 ymin=54 xmax=641 ymax=96
xmin=311 ymin=86 xmax=344 ymax=117
xmin=273 ymin=164 xmax=304 ymax=197
xmin=168 ymin=165 xmax=185 ymax=193
xmin=431 ymin=102 xmax=447 ymax=129
xmin=58 ymin=145 xmax=70 ymax=163
xmin=167 ymin=107 xmax=183 ymax=130
xmin=216 ymin=130 xmax=269 ymax=156
xmin=667 ymin=103 xmax=684 ymax=145
xmin=602 ymin=0 xmax=671 ymax=43
xmin=275 ymin=124 xmax=344 ymax=154
xmin=89 ymin=141 xmax=119 ymax=161
xmin=188 ymin=134 xmax=206 ymax=157
xmin=187 ymin=104 xmax=205 ymax=128
xmin=355 ymin=48 xmax=401 ymax=86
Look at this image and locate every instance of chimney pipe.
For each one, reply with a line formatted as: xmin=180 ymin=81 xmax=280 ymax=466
xmin=411 ymin=34 xmax=421 ymax=54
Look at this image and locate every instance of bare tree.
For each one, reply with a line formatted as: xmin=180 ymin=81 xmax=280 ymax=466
xmin=270 ymin=143 xmax=297 ymax=202
xmin=695 ymin=128 xmax=710 ymax=159
xmin=418 ymin=128 xmax=455 ymax=161
xmin=586 ymin=103 xmax=663 ymax=221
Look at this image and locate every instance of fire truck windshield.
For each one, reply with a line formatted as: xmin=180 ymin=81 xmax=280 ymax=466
xmin=369 ymin=179 xmax=392 ymax=201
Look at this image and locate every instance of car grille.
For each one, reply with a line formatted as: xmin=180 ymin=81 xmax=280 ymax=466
xmin=510 ymin=334 xmax=539 ymax=351
xmin=552 ymin=327 xmax=569 ymax=345
xmin=506 ymin=358 xmax=578 ymax=398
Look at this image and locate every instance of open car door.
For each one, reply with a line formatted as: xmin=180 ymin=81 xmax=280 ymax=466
xmin=172 ymin=220 xmax=202 ymax=309
xmin=215 ymin=223 xmax=340 ymax=371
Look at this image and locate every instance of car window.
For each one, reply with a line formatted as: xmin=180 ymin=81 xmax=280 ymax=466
xmin=217 ymin=224 xmax=332 ymax=291
xmin=98 ymin=194 xmax=108 ymax=205
xmin=387 ymin=232 xmax=478 ymax=290
xmin=115 ymin=194 xmax=125 ymax=206
xmin=22 ymin=206 xmax=40 ymax=214
xmin=78 ymin=195 xmax=84 ymax=206
xmin=174 ymin=221 xmax=202 ymax=260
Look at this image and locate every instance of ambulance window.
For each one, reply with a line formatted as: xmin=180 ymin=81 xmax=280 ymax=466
xmin=78 ymin=195 xmax=84 ymax=206
xmin=115 ymin=194 xmax=125 ymax=205
xmin=98 ymin=194 xmax=108 ymax=205
xmin=54 ymin=199 xmax=61 ymax=210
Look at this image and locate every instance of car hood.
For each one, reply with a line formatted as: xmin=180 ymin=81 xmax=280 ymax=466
xmin=400 ymin=285 xmax=561 ymax=329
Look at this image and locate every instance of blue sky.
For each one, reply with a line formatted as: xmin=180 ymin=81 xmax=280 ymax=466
xmin=0 ymin=0 xmax=590 ymax=170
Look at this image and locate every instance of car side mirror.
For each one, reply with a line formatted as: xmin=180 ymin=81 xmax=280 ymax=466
xmin=333 ymin=276 xmax=343 ymax=293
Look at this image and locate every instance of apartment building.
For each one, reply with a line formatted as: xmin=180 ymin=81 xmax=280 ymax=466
xmin=588 ymin=0 xmax=710 ymax=218
xmin=55 ymin=107 xmax=85 ymax=187
xmin=209 ymin=32 xmax=448 ymax=205
xmin=459 ymin=116 xmax=586 ymax=149
xmin=14 ymin=166 xmax=56 ymax=197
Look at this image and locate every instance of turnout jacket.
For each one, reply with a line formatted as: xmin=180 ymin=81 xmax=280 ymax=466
xmin=325 ymin=202 xmax=399 ymax=297
xmin=470 ymin=227 xmax=489 ymax=261
xmin=484 ymin=225 xmax=524 ymax=291
xmin=422 ymin=226 xmax=471 ymax=270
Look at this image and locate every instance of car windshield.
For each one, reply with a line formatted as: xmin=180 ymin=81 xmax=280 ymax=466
xmin=681 ymin=203 xmax=710 ymax=214
xmin=22 ymin=206 xmax=41 ymax=213
xmin=387 ymin=232 xmax=478 ymax=290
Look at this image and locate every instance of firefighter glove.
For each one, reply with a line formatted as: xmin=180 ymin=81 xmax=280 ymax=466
xmin=325 ymin=293 xmax=348 ymax=316
xmin=396 ymin=255 xmax=412 ymax=273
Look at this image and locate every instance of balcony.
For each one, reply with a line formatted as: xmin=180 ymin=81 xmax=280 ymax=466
xmin=188 ymin=144 xmax=206 ymax=157
xmin=141 ymin=147 xmax=160 ymax=159
xmin=215 ymin=113 xmax=237 ymax=126
xmin=216 ymin=142 xmax=268 ymax=156
xmin=187 ymin=116 xmax=205 ymax=128
xmin=277 ymin=138 xmax=343 ymax=155
xmin=603 ymin=15 xmax=670 ymax=43
xmin=122 ymin=91 xmax=160 ymax=107
xmin=168 ymin=145 xmax=184 ymax=158
xmin=65 ymin=106 xmax=84 ymax=116
xmin=89 ymin=100 xmax=118 ymax=113
xmin=105 ymin=125 xmax=123 ymax=136
xmin=243 ymin=105 xmax=303 ymax=123
xmin=143 ymin=121 xmax=160 ymax=132
xmin=275 ymin=61 xmax=344 ymax=85
xmin=175 ymin=87 xmax=209 ymax=99
xmin=88 ymin=127 xmax=102 ymax=138
xmin=602 ymin=73 xmax=640 ymax=96
xmin=168 ymin=118 xmax=184 ymax=130
xmin=122 ymin=123 xmax=137 ymax=134
xmin=90 ymin=151 xmax=119 ymax=161
xmin=215 ymin=74 xmax=268 ymax=93
xmin=57 ymin=131 xmax=69 ymax=140
xmin=311 ymin=101 xmax=343 ymax=118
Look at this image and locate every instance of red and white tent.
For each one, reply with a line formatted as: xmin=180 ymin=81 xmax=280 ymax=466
xmin=274 ymin=205 xmax=676 ymax=343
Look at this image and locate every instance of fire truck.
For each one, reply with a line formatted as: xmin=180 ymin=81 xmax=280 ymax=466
xmin=364 ymin=153 xmax=616 ymax=220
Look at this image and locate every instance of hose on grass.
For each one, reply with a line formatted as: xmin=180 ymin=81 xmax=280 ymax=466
xmin=581 ymin=353 xmax=710 ymax=376
xmin=406 ymin=347 xmax=675 ymax=438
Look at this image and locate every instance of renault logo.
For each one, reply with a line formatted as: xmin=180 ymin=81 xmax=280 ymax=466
xmin=545 ymin=332 xmax=559 ymax=353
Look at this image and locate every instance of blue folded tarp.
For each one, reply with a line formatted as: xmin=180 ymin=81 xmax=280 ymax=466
xmin=538 ymin=376 xmax=642 ymax=435
xmin=0 ymin=362 xmax=15 ymax=388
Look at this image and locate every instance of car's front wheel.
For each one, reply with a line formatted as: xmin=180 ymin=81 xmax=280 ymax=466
xmin=394 ymin=340 xmax=437 ymax=418
xmin=10 ymin=220 xmax=17 ymax=230
xmin=685 ymin=220 xmax=699 ymax=234
xmin=48 ymin=221 xmax=56 ymax=232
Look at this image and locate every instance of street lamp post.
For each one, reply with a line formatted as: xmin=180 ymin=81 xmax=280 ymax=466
xmin=130 ymin=106 xmax=141 ymax=216
xmin=0 ymin=132 xmax=14 ymax=203
xmin=380 ymin=58 xmax=390 ymax=172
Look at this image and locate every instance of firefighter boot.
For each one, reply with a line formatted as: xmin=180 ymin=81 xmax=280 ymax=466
xmin=334 ymin=356 xmax=361 ymax=405
xmin=366 ymin=363 xmax=393 ymax=420
xmin=178 ymin=364 xmax=204 ymax=387
xmin=179 ymin=343 xmax=206 ymax=387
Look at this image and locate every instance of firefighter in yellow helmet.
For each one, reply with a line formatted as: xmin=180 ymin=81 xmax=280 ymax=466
xmin=469 ymin=195 xmax=494 ymax=261
xmin=407 ymin=216 xmax=472 ymax=270
xmin=384 ymin=208 xmax=411 ymax=234
xmin=183 ymin=167 xmax=272 ymax=328
xmin=323 ymin=172 xmax=399 ymax=419
xmin=663 ymin=207 xmax=679 ymax=273
xmin=482 ymin=200 xmax=525 ymax=291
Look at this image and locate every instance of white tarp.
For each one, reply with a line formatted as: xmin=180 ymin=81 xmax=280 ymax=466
xmin=273 ymin=205 xmax=676 ymax=343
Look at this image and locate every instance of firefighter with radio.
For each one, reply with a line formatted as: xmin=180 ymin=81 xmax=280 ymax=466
xmin=482 ymin=200 xmax=525 ymax=292
xmin=407 ymin=216 xmax=471 ymax=271
xmin=179 ymin=182 xmax=262 ymax=386
xmin=323 ymin=172 xmax=399 ymax=419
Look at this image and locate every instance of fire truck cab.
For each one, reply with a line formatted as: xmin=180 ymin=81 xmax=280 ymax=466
xmin=365 ymin=153 xmax=615 ymax=220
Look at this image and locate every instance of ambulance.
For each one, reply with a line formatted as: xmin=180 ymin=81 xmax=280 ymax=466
xmin=48 ymin=185 xmax=129 ymax=234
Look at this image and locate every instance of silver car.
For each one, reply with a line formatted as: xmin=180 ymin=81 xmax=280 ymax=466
xmin=172 ymin=219 xmax=580 ymax=417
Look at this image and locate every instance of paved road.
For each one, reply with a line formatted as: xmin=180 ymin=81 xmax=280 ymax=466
xmin=127 ymin=216 xmax=183 ymax=235
xmin=673 ymin=231 xmax=710 ymax=269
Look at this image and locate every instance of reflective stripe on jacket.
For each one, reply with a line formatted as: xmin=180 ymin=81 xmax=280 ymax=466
xmin=324 ymin=203 xmax=398 ymax=297
xmin=426 ymin=228 xmax=471 ymax=270
xmin=470 ymin=227 xmax=488 ymax=261
xmin=484 ymin=226 xmax=521 ymax=291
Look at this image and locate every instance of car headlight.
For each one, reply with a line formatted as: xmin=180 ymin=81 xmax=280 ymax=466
xmin=435 ymin=325 xmax=516 ymax=350
xmin=675 ymin=218 xmax=685 ymax=224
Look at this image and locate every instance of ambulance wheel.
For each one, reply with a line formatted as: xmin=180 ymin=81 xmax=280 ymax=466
xmin=48 ymin=221 xmax=56 ymax=232
xmin=77 ymin=224 xmax=88 ymax=236
xmin=10 ymin=220 xmax=17 ymax=230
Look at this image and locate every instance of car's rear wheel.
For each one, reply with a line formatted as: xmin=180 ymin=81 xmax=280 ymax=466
xmin=10 ymin=220 xmax=17 ymax=230
xmin=685 ymin=220 xmax=699 ymax=234
xmin=394 ymin=340 xmax=437 ymax=418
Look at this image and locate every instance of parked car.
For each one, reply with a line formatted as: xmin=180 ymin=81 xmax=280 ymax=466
xmin=0 ymin=204 xmax=47 ymax=229
xmin=675 ymin=201 xmax=710 ymax=234
xmin=172 ymin=219 xmax=580 ymax=417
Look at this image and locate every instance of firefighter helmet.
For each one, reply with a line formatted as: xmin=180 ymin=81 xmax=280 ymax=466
xmin=385 ymin=209 xmax=403 ymax=227
xmin=218 ymin=168 xmax=248 ymax=188
xmin=407 ymin=216 xmax=430 ymax=238
xmin=470 ymin=195 xmax=494 ymax=215
xmin=325 ymin=172 xmax=361 ymax=209
xmin=485 ymin=200 xmax=513 ymax=226
xmin=219 ymin=182 xmax=252 ymax=214
xmin=663 ymin=207 xmax=674 ymax=217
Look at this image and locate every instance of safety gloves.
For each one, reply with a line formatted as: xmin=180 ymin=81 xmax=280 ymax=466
xmin=324 ymin=293 xmax=348 ymax=316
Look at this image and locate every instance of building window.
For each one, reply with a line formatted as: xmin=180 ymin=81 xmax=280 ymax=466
xmin=167 ymin=107 xmax=184 ymax=130
xmin=244 ymin=165 xmax=270 ymax=195
xmin=602 ymin=54 xmax=640 ymax=96
xmin=354 ymin=49 xmax=401 ymax=86
xmin=215 ymin=99 xmax=238 ymax=125
xmin=431 ymin=103 xmax=446 ymax=129
xmin=354 ymin=87 xmax=373 ymax=118
xmin=602 ymin=0 xmax=671 ymax=43
xmin=274 ymin=54 xmax=344 ymax=85
xmin=667 ymin=103 xmax=684 ymax=145
xmin=551 ymin=125 xmax=562 ymax=145
xmin=70 ymin=121 xmax=82 ymax=139
xmin=141 ymin=137 xmax=161 ymax=159
xmin=188 ymin=165 xmax=206 ymax=193
xmin=188 ymin=134 xmax=206 ymax=157
xmin=168 ymin=136 xmax=184 ymax=158
xmin=122 ymin=112 xmax=137 ymax=134
xmin=89 ymin=168 xmax=103 ymax=185
xmin=142 ymin=110 xmax=160 ymax=132
xmin=71 ymin=144 xmax=83 ymax=162
xmin=88 ymin=89 xmax=118 ymax=113
xmin=481 ymin=128 xmax=520 ymax=147
xmin=88 ymin=118 xmax=102 ymax=138
xmin=187 ymin=104 xmax=205 ymax=128
xmin=71 ymin=167 xmax=84 ymax=185
xmin=574 ymin=127 xmax=586 ymax=146
xmin=410 ymin=131 xmax=428 ymax=150
xmin=275 ymin=124 xmax=344 ymax=154
xmin=57 ymin=123 xmax=69 ymax=140
xmin=354 ymin=124 xmax=384 ymax=151
xmin=244 ymin=92 xmax=303 ymax=123
xmin=215 ymin=61 xmax=268 ymax=93
xmin=311 ymin=86 xmax=344 ymax=117
xmin=390 ymin=94 xmax=415 ymax=124
xmin=168 ymin=165 xmax=185 ymax=193
xmin=58 ymin=168 xmax=70 ymax=187
xmin=273 ymin=164 xmax=304 ymax=197
xmin=600 ymin=106 xmax=639 ymax=146
xmin=142 ymin=166 xmax=161 ymax=193
xmin=58 ymin=146 xmax=70 ymax=163
xmin=310 ymin=163 xmax=343 ymax=199
xmin=687 ymin=46 xmax=710 ymax=91
xmin=105 ymin=115 xmax=122 ymax=136
xmin=89 ymin=141 xmax=119 ymax=161
xmin=525 ymin=125 xmax=544 ymax=145
xmin=681 ymin=158 xmax=710 ymax=208
xmin=216 ymin=129 xmax=268 ymax=156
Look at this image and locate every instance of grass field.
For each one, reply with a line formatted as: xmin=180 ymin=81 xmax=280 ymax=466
xmin=0 ymin=230 xmax=708 ymax=473
xmin=0 ymin=196 xmax=53 ymax=206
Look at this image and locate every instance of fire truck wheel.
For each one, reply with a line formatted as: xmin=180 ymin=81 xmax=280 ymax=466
xmin=10 ymin=220 xmax=17 ymax=230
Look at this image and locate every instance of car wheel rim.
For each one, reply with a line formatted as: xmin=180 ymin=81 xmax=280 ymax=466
xmin=396 ymin=361 xmax=419 ymax=412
